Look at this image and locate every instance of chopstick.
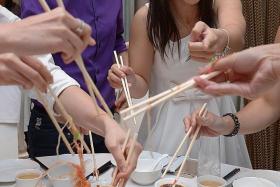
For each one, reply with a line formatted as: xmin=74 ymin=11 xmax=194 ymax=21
xmin=40 ymin=0 xmax=113 ymax=118
xmin=35 ymin=89 xmax=74 ymax=154
xmin=30 ymin=156 xmax=49 ymax=171
xmin=86 ymin=161 xmax=114 ymax=180
xmin=161 ymin=126 xmax=193 ymax=178
xmin=116 ymin=133 xmax=138 ymax=187
xmin=111 ymin=52 xmax=138 ymax=185
xmin=120 ymin=71 xmax=220 ymax=121
xmin=172 ymin=103 xmax=208 ymax=186
xmin=39 ymin=0 xmax=101 ymax=180
xmin=48 ymin=86 xmax=91 ymax=154
xmin=223 ymin=168 xmax=240 ymax=181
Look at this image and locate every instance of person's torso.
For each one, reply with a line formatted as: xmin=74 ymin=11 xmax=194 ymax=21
xmin=150 ymin=36 xmax=210 ymax=101
xmin=21 ymin=0 xmax=124 ymax=107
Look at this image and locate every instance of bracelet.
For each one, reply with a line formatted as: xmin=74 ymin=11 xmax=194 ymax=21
xmin=223 ymin=113 xmax=240 ymax=137
xmin=211 ymin=28 xmax=231 ymax=61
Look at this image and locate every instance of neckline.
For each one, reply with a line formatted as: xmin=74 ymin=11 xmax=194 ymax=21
xmin=169 ymin=34 xmax=190 ymax=44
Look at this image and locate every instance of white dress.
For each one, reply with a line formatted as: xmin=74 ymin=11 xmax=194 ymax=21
xmin=138 ymin=36 xmax=252 ymax=168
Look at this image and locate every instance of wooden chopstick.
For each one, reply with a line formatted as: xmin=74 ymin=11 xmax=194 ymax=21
xmin=119 ymin=56 xmax=137 ymax=126
xmin=115 ymin=133 xmax=138 ymax=187
xmin=161 ymin=126 xmax=193 ymax=178
xmin=47 ymin=86 xmax=91 ymax=153
xmin=111 ymin=52 xmax=137 ymax=185
xmin=56 ymin=0 xmax=65 ymax=8
xmin=111 ymin=128 xmax=131 ymax=184
xmin=120 ymin=71 xmax=220 ymax=121
xmin=172 ymin=103 xmax=208 ymax=186
xmin=40 ymin=0 xmax=100 ymax=179
xmin=35 ymin=89 xmax=74 ymax=154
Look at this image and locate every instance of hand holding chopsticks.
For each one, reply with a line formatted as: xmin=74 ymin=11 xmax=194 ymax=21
xmin=120 ymin=72 xmax=220 ymax=121
xmin=160 ymin=103 xmax=208 ymax=186
xmin=172 ymin=103 xmax=208 ymax=186
xmin=111 ymin=52 xmax=141 ymax=187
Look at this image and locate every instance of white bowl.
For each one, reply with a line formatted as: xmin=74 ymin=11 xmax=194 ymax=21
xmin=233 ymin=177 xmax=276 ymax=187
xmin=197 ymin=175 xmax=227 ymax=187
xmin=47 ymin=164 xmax=75 ymax=187
xmin=155 ymin=177 xmax=196 ymax=187
xmin=15 ymin=169 xmax=42 ymax=187
xmin=131 ymin=159 xmax=162 ymax=185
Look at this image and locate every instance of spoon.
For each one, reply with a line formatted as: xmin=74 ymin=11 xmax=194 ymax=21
xmin=150 ymin=154 xmax=169 ymax=170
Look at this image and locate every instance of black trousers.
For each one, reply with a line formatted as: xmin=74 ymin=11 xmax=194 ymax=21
xmin=27 ymin=105 xmax=109 ymax=157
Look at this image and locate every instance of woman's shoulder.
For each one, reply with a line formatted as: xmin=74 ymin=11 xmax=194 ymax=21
xmin=134 ymin=4 xmax=149 ymax=22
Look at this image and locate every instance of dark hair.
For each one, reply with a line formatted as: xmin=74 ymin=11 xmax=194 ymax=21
xmin=147 ymin=0 xmax=216 ymax=57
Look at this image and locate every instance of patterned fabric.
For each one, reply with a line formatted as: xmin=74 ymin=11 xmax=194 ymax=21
xmin=241 ymin=0 xmax=280 ymax=170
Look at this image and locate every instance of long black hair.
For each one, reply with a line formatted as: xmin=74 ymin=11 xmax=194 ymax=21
xmin=147 ymin=0 xmax=216 ymax=57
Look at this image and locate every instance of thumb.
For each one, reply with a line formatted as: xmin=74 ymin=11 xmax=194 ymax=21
xmin=213 ymin=53 xmax=237 ymax=71
xmin=205 ymin=82 xmax=247 ymax=97
xmin=191 ymin=21 xmax=207 ymax=42
xmin=111 ymin=146 xmax=127 ymax=172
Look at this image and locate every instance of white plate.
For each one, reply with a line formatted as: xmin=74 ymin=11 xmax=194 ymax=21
xmin=111 ymin=151 xmax=163 ymax=166
xmin=0 ymin=159 xmax=40 ymax=183
xmin=233 ymin=177 xmax=276 ymax=187
xmin=235 ymin=170 xmax=280 ymax=187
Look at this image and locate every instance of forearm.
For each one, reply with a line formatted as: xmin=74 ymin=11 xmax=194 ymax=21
xmin=55 ymin=86 xmax=113 ymax=137
xmin=220 ymin=90 xmax=280 ymax=135
xmin=217 ymin=0 xmax=246 ymax=53
xmin=119 ymin=51 xmax=128 ymax=66
xmin=129 ymin=74 xmax=149 ymax=99
xmin=219 ymin=23 xmax=245 ymax=53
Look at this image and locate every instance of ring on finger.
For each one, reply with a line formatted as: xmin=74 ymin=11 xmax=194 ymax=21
xmin=224 ymin=70 xmax=230 ymax=82
xmin=75 ymin=19 xmax=85 ymax=36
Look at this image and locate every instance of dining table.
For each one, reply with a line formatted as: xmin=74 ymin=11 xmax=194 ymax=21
xmin=0 ymin=153 xmax=279 ymax=187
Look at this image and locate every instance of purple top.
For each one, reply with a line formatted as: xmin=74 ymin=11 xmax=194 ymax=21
xmin=21 ymin=0 xmax=127 ymax=109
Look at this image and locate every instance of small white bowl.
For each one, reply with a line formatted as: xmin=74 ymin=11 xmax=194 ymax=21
xmin=47 ymin=164 xmax=75 ymax=187
xmin=155 ymin=177 xmax=196 ymax=187
xmin=131 ymin=159 xmax=163 ymax=185
xmin=197 ymin=175 xmax=227 ymax=187
xmin=233 ymin=177 xmax=276 ymax=187
xmin=15 ymin=169 xmax=42 ymax=187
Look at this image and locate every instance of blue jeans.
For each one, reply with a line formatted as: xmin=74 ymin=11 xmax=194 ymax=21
xmin=27 ymin=105 xmax=109 ymax=157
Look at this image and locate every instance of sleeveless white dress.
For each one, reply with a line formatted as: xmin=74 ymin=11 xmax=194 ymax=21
xmin=138 ymin=36 xmax=252 ymax=168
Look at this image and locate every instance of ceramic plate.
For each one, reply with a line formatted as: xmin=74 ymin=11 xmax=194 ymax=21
xmin=0 ymin=159 xmax=40 ymax=182
xmin=234 ymin=170 xmax=280 ymax=187
xmin=233 ymin=177 xmax=276 ymax=187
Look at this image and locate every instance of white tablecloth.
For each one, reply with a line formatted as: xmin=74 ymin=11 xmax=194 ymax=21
xmin=0 ymin=154 xmax=253 ymax=187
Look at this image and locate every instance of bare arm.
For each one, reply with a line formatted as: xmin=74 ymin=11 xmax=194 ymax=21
xmin=185 ymin=83 xmax=280 ymax=136
xmin=55 ymin=86 xmax=142 ymax=187
xmin=222 ymin=84 xmax=280 ymax=135
xmin=215 ymin=0 xmax=246 ymax=52
xmin=128 ymin=6 xmax=154 ymax=98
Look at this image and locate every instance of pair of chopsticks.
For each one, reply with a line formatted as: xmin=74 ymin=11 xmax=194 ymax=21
xmin=120 ymin=72 xmax=220 ymax=121
xmin=111 ymin=52 xmax=138 ymax=186
xmin=38 ymin=0 xmax=114 ymax=181
xmin=160 ymin=103 xmax=208 ymax=186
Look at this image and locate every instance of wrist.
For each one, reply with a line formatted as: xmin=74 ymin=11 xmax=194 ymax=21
xmin=221 ymin=116 xmax=235 ymax=135
xmin=0 ymin=25 xmax=13 ymax=54
xmin=215 ymin=28 xmax=230 ymax=53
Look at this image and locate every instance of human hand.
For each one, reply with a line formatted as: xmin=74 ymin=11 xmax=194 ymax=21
xmin=189 ymin=21 xmax=228 ymax=62
xmin=0 ymin=53 xmax=53 ymax=92
xmin=115 ymin=91 xmax=128 ymax=113
xmin=184 ymin=109 xmax=230 ymax=137
xmin=108 ymin=64 xmax=136 ymax=89
xmin=104 ymin=118 xmax=142 ymax=187
xmin=194 ymin=44 xmax=280 ymax=99
xmin=2 ymin=7 xmax=95 ymax=63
